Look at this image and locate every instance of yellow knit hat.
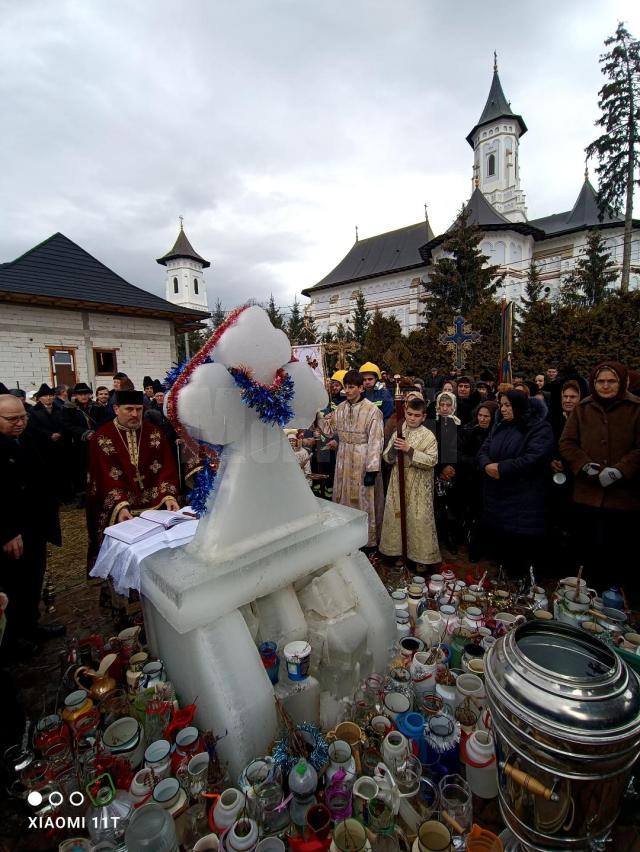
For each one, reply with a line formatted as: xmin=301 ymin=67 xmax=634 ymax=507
xmin=331 ymin=370 xmax=347 ymax=385
xmin=359 ymin=362 xmax=381 ymax=379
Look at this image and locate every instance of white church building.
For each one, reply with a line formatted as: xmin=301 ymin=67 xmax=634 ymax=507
xmin=302 ymin=62 xmax=640 ymax=335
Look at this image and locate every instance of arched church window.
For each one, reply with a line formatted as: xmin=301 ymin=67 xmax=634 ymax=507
xmin=194 ymin=278 xmax=199 ymax=295
xmin=487 ymin=154 xmax=496 ymax=177
xmin=494 ymin=241 xmax=505 ymax=264
xmin=173 ymin=277 xmax=178 ymax=294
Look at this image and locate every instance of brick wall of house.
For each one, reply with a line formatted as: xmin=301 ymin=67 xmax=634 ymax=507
xmin=0 ymin=304 xmax=177 ymax=392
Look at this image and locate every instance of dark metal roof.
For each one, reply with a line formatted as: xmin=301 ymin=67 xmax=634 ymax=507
xmin=420 ymin=189 xmax=544 ymax=262
xmin=302 ymin=220 xmax=434 ymax=295
xmin=156 ymin=226 xmax=210 ymax=268
xmin=0 ymin=232 xmax=209 ymax=327
xmin=466 ymin=69 xmax=527 ymax=147
xmin=528 ymin=178 xmax=632 ymax=238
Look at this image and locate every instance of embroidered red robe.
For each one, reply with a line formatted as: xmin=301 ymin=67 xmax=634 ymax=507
xmin=86 ymin=419 xmax=179 ymax=562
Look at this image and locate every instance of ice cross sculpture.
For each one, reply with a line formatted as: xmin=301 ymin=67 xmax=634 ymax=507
xmin=175 ymin=306 xmax=328 ymax=560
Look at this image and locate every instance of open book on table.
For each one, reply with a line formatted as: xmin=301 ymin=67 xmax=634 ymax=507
xmin=104 ymin=508 xmax=195 ymax=545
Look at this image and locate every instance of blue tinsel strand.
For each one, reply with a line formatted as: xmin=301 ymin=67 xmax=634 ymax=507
xmin=230 ymin=369 xmax=295 ymax=427
xmin=271 ymin=722 xmax=329 ymax=775
xmin=189 ymin=460 xmax=219 ymax=515
xmin=164 ymin=358 xmax=189 ymax=392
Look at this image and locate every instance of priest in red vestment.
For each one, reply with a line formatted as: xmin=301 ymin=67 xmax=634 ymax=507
xmin=86 ymin=390 xmax=180 ymax=567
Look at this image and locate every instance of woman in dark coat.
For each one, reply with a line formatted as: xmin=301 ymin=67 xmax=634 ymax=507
xmin=477 ymin=390 xmax=554 ymax=578
xmin=559 ymin=361 xmax=640 ymax=598
xmin=457 ymin=400 xmax=499 ymax=561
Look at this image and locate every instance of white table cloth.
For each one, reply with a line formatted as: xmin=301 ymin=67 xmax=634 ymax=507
xmin=90 ymin=519 xmax=198 ymax=595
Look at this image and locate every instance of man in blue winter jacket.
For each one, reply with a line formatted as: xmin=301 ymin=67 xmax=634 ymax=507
xmin=359 ymin=362 xmax=394 ymax=422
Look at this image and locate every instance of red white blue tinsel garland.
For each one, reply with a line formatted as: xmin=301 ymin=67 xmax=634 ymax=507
xmin=229 ymin=366 xmax=295 ymax=427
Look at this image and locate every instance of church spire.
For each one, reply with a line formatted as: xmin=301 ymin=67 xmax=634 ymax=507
xmin=465 ymin=58 xmax=527 ymax=148
xmin=466 ymin=59 xmax=528 ymax=223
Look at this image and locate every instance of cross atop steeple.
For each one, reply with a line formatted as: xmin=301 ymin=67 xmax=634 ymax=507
xmin=179 ymin=215 xmax=184 ymax=231
xmin=493 ymin=51 xmax=498 ymax=73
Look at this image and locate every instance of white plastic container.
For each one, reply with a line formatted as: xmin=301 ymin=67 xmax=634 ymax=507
xmin=463 ymin=730 xmax=498 ymax=798
xmin=410 ymin=651 xmax=437 ymax=697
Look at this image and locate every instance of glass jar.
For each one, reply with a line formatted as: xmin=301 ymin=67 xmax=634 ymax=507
xmin=256 ymin=780 xmax=290 ymax=835
xmin=42 ymin=739 xmax=73 ymax=779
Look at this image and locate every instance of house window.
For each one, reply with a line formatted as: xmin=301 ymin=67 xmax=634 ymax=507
xmin=194 ymin=278 xmax=199 ymax=295
xmin=487 ymin=153 xmax=496 ymax=177
xmin=48 ymin=347 xmax=77 ymax=388
xmin=173 ymin=277 xmax=179 ymax=294
xmin=94 ymin=349 xmax=118 ymax=375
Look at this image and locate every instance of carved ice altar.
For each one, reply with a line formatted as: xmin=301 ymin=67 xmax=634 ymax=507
xmin=140 ymin=306 xmax=396 ymax=776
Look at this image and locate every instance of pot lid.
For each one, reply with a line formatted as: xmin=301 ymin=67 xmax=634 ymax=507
xmin=485 ymin=621 xmax=640 ymax=743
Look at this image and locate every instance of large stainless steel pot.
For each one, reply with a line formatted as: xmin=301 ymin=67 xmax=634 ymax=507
xmin=485 ymin=620 xmax=640 ymax=850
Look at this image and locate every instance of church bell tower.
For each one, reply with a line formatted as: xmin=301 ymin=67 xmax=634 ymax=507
xmin=157 ymin=218 xmax=210 ymax=313
xmin=466 ymin=55 xmax=528 ymax=223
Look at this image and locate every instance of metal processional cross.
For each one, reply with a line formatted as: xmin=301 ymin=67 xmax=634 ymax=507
xmin=324 ymin=339 xmax=359 ymax=370
xmin=439 ymin=315 xmax=481 ymax=370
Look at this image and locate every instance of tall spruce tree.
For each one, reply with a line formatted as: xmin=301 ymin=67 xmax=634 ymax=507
xmin=266 ymin=294 xmax=285 ymax=330
xmin=287 ymin=298 xmax=305 ymax=343
xmin=422 ymin=205 xmax=504 ymax=323
xmin=560 ymin=230 xmax=618 ymax=307
xmin=520 ymin=260 xmax=544 ymax=310
xmin=586 ymin=22 xmax=640 ymax=292
xmin=211 ymin=298 xmax=225 ymax=328
xmin=351 ymin=290 xmax=371 ymax=347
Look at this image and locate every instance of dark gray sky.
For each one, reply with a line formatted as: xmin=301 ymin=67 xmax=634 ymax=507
xmin=1 ymin=0 xmax=638 ymax=313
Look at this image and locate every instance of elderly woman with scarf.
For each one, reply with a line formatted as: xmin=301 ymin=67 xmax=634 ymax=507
xmin=477 ymin=390 xmax=554 ymax=578
xmin=559 ymin=361 xmax=640 ymax=596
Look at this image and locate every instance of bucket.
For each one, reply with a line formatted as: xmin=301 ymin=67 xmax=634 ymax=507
xmin=283 ymin=641 xmax=311 ymax=680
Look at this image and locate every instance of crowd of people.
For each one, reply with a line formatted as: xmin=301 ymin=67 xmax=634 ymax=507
xmin=1 ymin=357 xmax=638 ymax=664
xmin=0 ymin=373 xmax=180 ymax=662
xmin=292 ymin=360 xmax=639 ymax=606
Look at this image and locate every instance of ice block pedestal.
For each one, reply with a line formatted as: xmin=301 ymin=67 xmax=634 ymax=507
xmin=141 ymin=497 xmax=396 ymax=778
xmin=139 ymin=306 xmax=396 ymax=777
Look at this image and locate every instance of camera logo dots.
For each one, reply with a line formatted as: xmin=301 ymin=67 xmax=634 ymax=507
xmin=28 ymin=790 xmax=85 ymax=808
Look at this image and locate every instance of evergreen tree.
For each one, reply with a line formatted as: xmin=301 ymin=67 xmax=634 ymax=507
xmin=520 ymin=261 xmax=544 ymax=311
xmin=211 ymin=298 xmax=225 ymax=328
xmin=351 ymin=290 xmax=371 ymax=347
xmin=406 ymin=328 xmax=450 ymax=377
xmin=287 ymin=298 xmax=305 ymax=343
xmin=266 ymin=294 xmax=285 ymax=330
xmin=586 ymin=22 xmax=640 ymax=292
xmin=359 ymin=309 xmax=402 ymax=367
xmin=560 ymin=230 xmax=618 ymax=307
xmin=297 ymin=311 xmax=318 ymax=345
xmin=422 ymin=205 xmax=504 ymax=323
xmin=176 ymin=328 xmax=209 ymax=362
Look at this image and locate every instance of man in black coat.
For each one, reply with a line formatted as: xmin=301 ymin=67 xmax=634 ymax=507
xmin=62 ymin=382 xmax=109 ymax=498
xmin=29 ymin=384 xmax=70 ymax=501
xmin=0 ymin=394 xmax=64 ymax=659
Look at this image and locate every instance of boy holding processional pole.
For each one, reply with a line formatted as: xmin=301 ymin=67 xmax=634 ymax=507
xmin=379 ymin=393 xmax=441 ymax=571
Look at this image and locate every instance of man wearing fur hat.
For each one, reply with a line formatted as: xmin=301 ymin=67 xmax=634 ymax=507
xmin=86 ymin=389 xmax=180 ymax=567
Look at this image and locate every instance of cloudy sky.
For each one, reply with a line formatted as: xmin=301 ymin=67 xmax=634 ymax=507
xmin=1 ymin=0 xmax=639 ymax=314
